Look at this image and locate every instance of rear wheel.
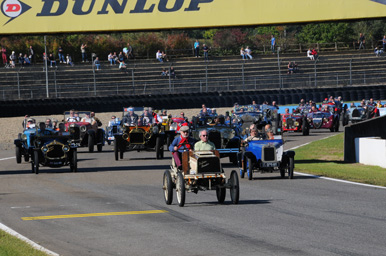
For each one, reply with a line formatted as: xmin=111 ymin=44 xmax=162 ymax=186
xmin=176 ymin=172 xmax=185 ymax=207
xmin=97 ymin=144 xmax=103 ymax=152
xmin=24 ymin=154 xmax=29 ymax=162
xmin=216 ymin=186 xmax=226 ymax=204
xmin=288 ymin=157 xmax=294 ymax=179
xmin=302 ymin=118 xmax=309 ymax=136
xmin=16 ymin=146 xmax=22 ymax=164
xmin=114 ymin=139 xmax=119 ymax=161
xmin=156 ymin=136 xmax=164 ymax=159
xmin=247 ymin=157 xmax=253 ymax=180
xmin=70 ymin=149 xmax=77 ymax=172
xmin=88 ymin=134 xmax=94 ymax=153
xmin=33 ymin=150 xmax=39 ymax=174
xmin=229 ymin=170 xmax=240 ymax=204
xmin=334 ymin=118 xmax=340 ymax=132
xmin=163 ymin=170 xmax=173 ymax=205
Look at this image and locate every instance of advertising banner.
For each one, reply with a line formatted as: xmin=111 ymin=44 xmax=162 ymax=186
xmin=1 ymin=0 xmax=386 ymax=34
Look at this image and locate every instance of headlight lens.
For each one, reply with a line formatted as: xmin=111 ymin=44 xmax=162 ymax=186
xmin=42 ymin=146 xmax=48 ymax=152
xmin=21 ymin=134 xmax=27 ymax=140
xmin=63 ymin=146 xmax=70 ymax=152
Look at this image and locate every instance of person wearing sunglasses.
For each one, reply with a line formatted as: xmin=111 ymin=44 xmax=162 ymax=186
xmin=169 ymin=125 xmax=195 ymax=170
xmin=194 ymin=129 xmax=215 ymax=151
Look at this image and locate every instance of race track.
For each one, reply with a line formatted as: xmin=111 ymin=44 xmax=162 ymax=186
xmin=0 ymin=129 xmax=385 ymax=256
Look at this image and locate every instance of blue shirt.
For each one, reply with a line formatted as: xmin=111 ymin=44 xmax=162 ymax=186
xmin=169 ymin=136 xmax=195 ymax=153
xmin=271 ymin=37 xmax=276 ymax=46
xmin=194 ymin=42 xmax=199 ymax=48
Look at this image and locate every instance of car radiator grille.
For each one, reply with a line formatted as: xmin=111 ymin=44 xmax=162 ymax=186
xmin=352 ymin=109 xmax=360 ymax=118
xmin=130 ymin=132 xmax=144 ymax=144
xmin=112 ymin=126 xmax=118 ymax=134
xmin=263 ymin=147 xmax=275 ymax=162
xmin=286 ymin=118 xmax=294 ymax=127
xmin=46 ymin=145 xmax=65 ymax=159
xmin=209 ymin=131 xmax=222 ymax=149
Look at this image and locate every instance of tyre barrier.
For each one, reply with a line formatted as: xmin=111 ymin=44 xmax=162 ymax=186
xmin=2 ymin=86 xmax=386 ymax=117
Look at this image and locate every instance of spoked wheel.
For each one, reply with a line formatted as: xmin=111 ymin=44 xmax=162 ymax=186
xmin=163 ymin=170 xmax=173 ymax=205
xmin=33 ymin=150 xmax=39 ymax=174
xmin=16 ymin=146 xmax=22 ymax=164
xmin=216 ymin=186 xmax=226 ymax=204
xmin=229 ymin=170 xmax=240 ymax=204
xmin=114 ymin=139 xmax=119 ymax=161
xmin=288 ymin=157 xmax=294 ymax=179
xmin=247 ymin=157 xmax=253 ymax=180
xmin=70 ymin=149 xmax=78 ymax=172
xmin=88 ymin=134 xmax=94 ymax=153
xmin=176 ymin=172 xmax=185 ymax=207
xmin=156 ymin=136 xmax=164 ymax=159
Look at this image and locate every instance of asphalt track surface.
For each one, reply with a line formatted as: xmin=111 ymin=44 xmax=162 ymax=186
xmin=0 ymin=129 xmax=385 ymax=256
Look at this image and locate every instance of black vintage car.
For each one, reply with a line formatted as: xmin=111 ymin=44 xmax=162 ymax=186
xmin=114 ymin=107 xmax=165 ymax=160
xmin=15 ymin=118 xmax=78 ymax=174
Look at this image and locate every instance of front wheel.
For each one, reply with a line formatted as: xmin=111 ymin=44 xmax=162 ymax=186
xmin=176 ymin=172 xmax=185 ymax=207
xmin=16 ymin=146 xmax=22 ymax=164
xmin=97 ymin=144 xmax=103 ymax=152
xmin=114 ymin=139 xmax=119 ymax=161
xmin=240 ymin=155 xmax=246 ymax=178
xmin=88 ymin=134 xmax=94 ymax=153
xmin=33 ymin=150 xmax=39 ymax=174
xmin=163 ymin=170 xmax=173 ymax=205
xmin=70 ymin=149 xmax=77 ymax=172
xmin=229 ymin=170 xmax=240 ymax=204
xmin=156 ymin=136 xmax=164 ymax=159
xmin=247 ymin=157 xmax=253 ymax=180
xmin=288 ymin=157 xmax=294 ymax=179
xmin=216 ymin=186 xmax=226 ymax=204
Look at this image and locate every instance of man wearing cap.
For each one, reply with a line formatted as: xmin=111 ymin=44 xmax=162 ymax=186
xmin=169 ymin=126 xmax=195 ymax=169
xmin=122 ymin=107 xmax=138 ymax=126
xmin=194 ymin=129 xmax=215 ymax=151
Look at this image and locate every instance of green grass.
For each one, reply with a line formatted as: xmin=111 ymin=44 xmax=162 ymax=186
xmin=0 ymin=229 xmax=49 ymax=256
xmin=294 ymin=133 xmax=386 ymax=187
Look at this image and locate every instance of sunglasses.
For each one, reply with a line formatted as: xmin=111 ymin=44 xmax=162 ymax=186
xmin=201 ymin=135 xmax=208 ymax=137
xmin=182 ymin=131 xmax=188 ymax=133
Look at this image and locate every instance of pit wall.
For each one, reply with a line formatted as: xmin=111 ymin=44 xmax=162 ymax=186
xmin=355 ymin=137 xmax=386 ymax=168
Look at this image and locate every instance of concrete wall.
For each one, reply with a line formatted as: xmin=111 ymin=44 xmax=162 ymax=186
xmin=344 ymin=115 xmax=386 ymax=163
xmin=355 ymin=137 xmax=386 ymax=168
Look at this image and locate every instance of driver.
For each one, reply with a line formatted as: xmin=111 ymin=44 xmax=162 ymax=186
xmin=169 ymin=125 xmax=195 ymax=170
xmin=45 ymin=118 xmax=53 ymax=128
xmin=26 ymin=118 xmax=36 ymax=129
xmin=122 ymin=107 xmax=138 ymax=126
xmin=245 ymin=124 xmax=260 ymax=142
xmin=67 ymin=109 xmax=79 ymax=122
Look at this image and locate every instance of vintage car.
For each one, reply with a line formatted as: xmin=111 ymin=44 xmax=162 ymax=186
xmin=304 ymin=104 xmax=340 ymax=133
xmin=114 ymin=107 xmax=165 ymax=160
xmin=64 ymin=111 xmax=105 ymax=152
xmin=160 ymin=116 xmax=187 ymax=148
xmin=342 ymin=105 xmax=380 ymax=125
xmin=232 ymin=104 xmax=281 ymax=136
xmin=191 ymin=115 xmax=241 ymax=165
xmin=281 ymin=106 xmax=311 ymax=136
xmin=105 ymin=117 xmax=122 ymax=145
xmin=240 ymin=135 xmax=295 ymax=180
xmin=163 ymin=150 xmax=239 ymax=207
xmin=14 ymin=118 xmax=78 ymax=174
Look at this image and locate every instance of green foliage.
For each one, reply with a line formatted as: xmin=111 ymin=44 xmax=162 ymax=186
xmin=296 ymin=23 xmax=353 ymax=43
xmin=203 ymin=29 xmax=218 ymax=40
xmin=0 ymin=229 xmax=49 ymax=256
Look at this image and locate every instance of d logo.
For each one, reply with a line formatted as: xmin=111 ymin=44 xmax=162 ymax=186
xmin=1 ymin=0 xmax=31 ymax=24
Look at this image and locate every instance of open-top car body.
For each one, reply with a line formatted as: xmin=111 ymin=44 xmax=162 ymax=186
xmin=163 ymin=150 xmax=239 ymax=207
xmin=240 ymin=135 xmax=295 ymax=180
xmin=305 ymin=103 xmax=340 ymax=133
xmin=343 ymin=105 xmax=380 ymax=125
xmin=64 ymin=110 xmax=105 ymax=153
xmin=281 ymin=106 xmax=311 ymax=135
xmin=160 ymin=116 xmax=187 ymax=148
xmin=114 ymin=107 xmax=165 ymax=160
xmin=105 ymin=117 xmax=122 ymax=145
xmin=14 ymin=117 xmax=78 ymax=174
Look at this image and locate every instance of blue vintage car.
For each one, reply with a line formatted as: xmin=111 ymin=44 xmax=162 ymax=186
xmin=240 ymin=135 xmax=295 ymax=180
xmin=14 ymin=118 xmax=78 ymax=174
xmin=105 ymin=118 xmax=122 ymax=145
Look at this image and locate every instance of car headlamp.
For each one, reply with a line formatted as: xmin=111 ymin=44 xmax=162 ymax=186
xmin=294 ymin=121 xmax=299 ymax=126
xmin=63 ymin=146 xmax=70 ymax=152
xmin=42 ymin=146 xmax=48 ymax=152
xmin=21 ymin=134 xmax=27 ymax=140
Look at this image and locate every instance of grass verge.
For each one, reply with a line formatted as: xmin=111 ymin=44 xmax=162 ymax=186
xmin=0 ymin=229 xmax=49 ymax=256
xmin=294 ymin=133 xmax=386 ymax=187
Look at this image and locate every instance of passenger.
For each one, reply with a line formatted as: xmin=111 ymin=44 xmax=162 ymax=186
xmin=194 ymin=129 xmax=215 ymax=151
xmin=74 ymin=112 xmax=80 ymax=122
xmin=45 ymin=118 xmax=52 ymax=128
xmin=264 ymin=124 xmax=275 ymax=140
xmin=81 ymin=112 xmax=92 ymax=123
xmin=310 ymin=106 xmax=318 ymax=112
xmin=272 ymin=101 xmax=279 ymax=109
xmin=149 ymin=107 xmax=162 ymax=124
xmin=122 ymin=107 xmax=138 ymax=126
xmin=169 ymin=126 xmax=195 ymax=170
xmin=322 ymin=105 xmax=330 ymax=112
xmin=52 ymin=119 xmax=59 ymax=130
xmin=140 ymin=107 xmax=153 ymax=126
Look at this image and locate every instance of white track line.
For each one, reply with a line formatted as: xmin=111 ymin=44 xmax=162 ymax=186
xmin=0 ymin=223 xmax=59 ymax=256
xmin=289 ymin=134 xmax=386 ymax=190
xmin=0 ymin=156 xmax=16 ymax=161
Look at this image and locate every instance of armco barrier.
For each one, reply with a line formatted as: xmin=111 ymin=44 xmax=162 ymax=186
xmin=1 ymin=86 xmax=386 ymax=118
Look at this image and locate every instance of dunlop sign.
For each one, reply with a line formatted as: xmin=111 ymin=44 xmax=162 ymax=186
xmin=1 ymin=0 xmax=386 ymax=34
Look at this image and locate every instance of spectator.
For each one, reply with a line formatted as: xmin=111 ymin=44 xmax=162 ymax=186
xmin=293 ymin=61 xmax=299 ymax=73
xmin=1 ymin=46 xmax=7 ymax=65
xmin=161 ymin=51 xmax=168 ymax=62
xmin=194 ymin=39 xmax=200 ymax=57
xmin=23 ymin=54 xmax=30 ymax=66
xmin=287 ymin=61 xmax=294 ymax=74
xmin=169 ymin=66 xmax=176 ymax=78
xmin=161 ymin=68 xmax=168 ymax=76
xmin=108 ymin=52 xmax=116 ymax=65
xmin=118 ymin=52 xmax=124 ymax=62
xmin=307 ymin=48 xmax=314 ymax=60
xmin=28 ymin=46 xmax=34 ymax=64
xmin=49 ymin=53 xmax=56 ymax=67
xmin=203 ymin=44 xmax=209 ymax=61
xmin=81 ymin=43 xmax=87 ymax=62
xmin=358 ymin=33 xmax=365 ymax=50
xmin=93 ymin=57 xmax=101 ymax=70
xmin=66 ymin=54 xmax=74 ymax=66
xmin=311 ymin=48 xmax=319 ymax=60
xmin=374 ymin=47 xmax=383 ymax=57
xmin=123 ymin=45 xmax=128 ymax=58
xmin=119 ymin=60 xmax=127 ymax=73
xmin=18 ymin=53 xmax=24 ymax=65
xmin=127 ymin=43 xmax=134 ymax=59
xmin=383 ymin=35 xmax=386 ymax=52
xmin=271 ymin=35 xmax=276 ymax=54
xmin=58 ymin=46 xmax=65 ymax=63
xmin=156 ymin=50 xmax=163 ymax=62
xmin=9 ymin=51 xmax=16 ymax=68
xmin=42 ymin=52 xmax=49 ymax=67
xmin=240 ymin=47 xmax=246 ymax=60
xmin=245 ymin=46 xmax=253 ymax=59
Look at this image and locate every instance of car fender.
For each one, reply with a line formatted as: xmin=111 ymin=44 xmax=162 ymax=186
xmin=283 ymin=150 xmax=295 ymax=158
xmin=244 ymin=151 xmax=257 ymax=162
xmin=14 ymin=139 xmax=22 ymax=146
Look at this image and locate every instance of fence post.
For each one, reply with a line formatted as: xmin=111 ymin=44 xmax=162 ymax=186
xmin=205 ymin=63 xmax=208 ymax=91
xmin=132 ymin=69 xmax=135 ymax=95
xmin=227 ymin=79 xmax=230 ymax=91
xmin=144 ymin=83 xmax=146 ymax=94
xmin=254 ymin=77 xmax=257 ymax=90
xmin=317 ymin=43 xmax=320 ymax=52
xmin=242 ymin=62 xmax=245 ymax=90
xmin=299 ymin=43 xmax=302 ymax=53
xmin=277 ymin=47 xmax=281 ymax=89
xmin=168 ymin=67 xmax=171 ymax=93
xmin=54 ymin=70 xmax=57 ymax=98
xmin=364 ymin=72 xmax=366 ymax=85
xmin=314 ymin=60 xmax=317 ymax=88
xmin=335 ymin=42 xmax=338 ymax=51
xmin=93 ymin=68 xmax=96 ymax=96
xmin=200 ymin=81 xmax=202 ymax=92
xmin=349 ymin=59 xmax=352 ymax=86
xmin=17 ymin=71 xmax=20 ymax=99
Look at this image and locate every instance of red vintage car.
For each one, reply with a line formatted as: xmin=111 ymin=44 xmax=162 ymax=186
xmin=305 ymin=104 xmax=340 ymax=133
xmin=281 ymin=106 xmax=310 ymax=135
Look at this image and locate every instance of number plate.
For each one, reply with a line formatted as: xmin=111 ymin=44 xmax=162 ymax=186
xmin=108 ymin=137 xmax=114 ymax=141
xmin=262 ymin=162 xmax=278 ymax=168
xmin=49 ymin=161 xmax=63 ymax=165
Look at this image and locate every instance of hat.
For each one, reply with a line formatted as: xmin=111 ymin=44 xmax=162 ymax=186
xmin=144 ymin=107 xmax=149 ymax=111
xmin=180 ymin=126 xmax=189 ymax=132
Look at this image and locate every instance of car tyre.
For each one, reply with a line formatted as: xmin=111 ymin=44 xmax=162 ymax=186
xmin=216 ymin=186 xmax=226 ymax=204
xmin=240 ymin=155 xmax=246 ymax=178
xmin=88 ymin=134 xmax=94 ymax=153
xmin=247 ymin=157 xmax=253 ymax=180
xmin=156 ymin=136 xmax=164 ymax=159
xmin=33 ymin=150 xmax=39 ymax=174
xmin=114 ymin=138 xmax=119 ymax=161
xmin=288 ymin=157 xmax=294 ymax=179
xmin=229 ymin=170 xmax=240 ymax=204
xmin=334 ymin=118 xmax=340 ymax=132
xmin=70 ymin=149 xmax=77 ymax=172
xmin=16 ymin=146 xmax=22 ymax=164
xmin=163 ymin=170 xmax=173 ymax=205
xmin=24 ymin=154 xmax=29 ymax=162
xmin=302 ymin=118 xmax=309 ymax=136
xmin=97 ymin=144 xmax=103 ymax=152
xmin=176 ymin=172 xmax=185 ymax=207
